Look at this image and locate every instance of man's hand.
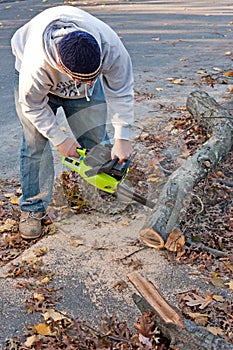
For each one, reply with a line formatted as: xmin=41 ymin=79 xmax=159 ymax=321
xmin=111 ymin=139 xmax=133 ymax=163
xmin=57 ymin=137 xmax=81 ymax=157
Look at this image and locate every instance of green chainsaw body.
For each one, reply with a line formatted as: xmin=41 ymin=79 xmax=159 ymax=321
xmin=61 ymin=144 xmax=129 ymax=194
xmin=61 ymin=144 xmax=155 ymax=209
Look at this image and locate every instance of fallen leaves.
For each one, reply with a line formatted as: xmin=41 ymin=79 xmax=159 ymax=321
xmin=182 ymin=292 xmax=213 ymax=309
xmin=0 ymin=218 xmax=17 ymax=233
xmin=0 ymin=179 xmax=56 ymax=267
xmin=6 ymin=257 xmax=53 ymax=280
xmin=134 ymin=312 xmax=157 ymax=338
xmin=178 ymin=290 xmax=233 ymax=344
xmin=13 ymin=310 xmax=168 ymax=350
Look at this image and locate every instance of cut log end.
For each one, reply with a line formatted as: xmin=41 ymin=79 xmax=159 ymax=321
xmin=164 ymin=228 xmax=185 ymax=252
xmin=140 ymin=228 xmax=165 ymax=250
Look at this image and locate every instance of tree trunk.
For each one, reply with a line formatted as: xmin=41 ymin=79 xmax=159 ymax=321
xmin=140 ymin=90 xmax=233 ymax=249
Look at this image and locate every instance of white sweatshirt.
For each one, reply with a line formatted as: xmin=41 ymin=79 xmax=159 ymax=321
xmin=11 ymin=5 xmax=134 ymax=146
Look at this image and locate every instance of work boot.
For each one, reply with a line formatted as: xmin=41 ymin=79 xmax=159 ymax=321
xmin=19 ymin=211 xmax=45 ymax=239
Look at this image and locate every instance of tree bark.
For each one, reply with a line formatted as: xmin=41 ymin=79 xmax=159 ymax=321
xmin=140 ymin=90 xmax=233 ymax=249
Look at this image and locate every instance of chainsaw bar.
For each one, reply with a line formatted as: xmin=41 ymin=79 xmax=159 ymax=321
xmin=117 ymin=183 xmax=155 ymax=209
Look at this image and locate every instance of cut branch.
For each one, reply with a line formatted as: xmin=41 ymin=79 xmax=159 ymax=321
xmin=127 ymin=271 xmax=185 ymax=328
xmin=128 ymin=272 xmax=233 ymax=350
xmin=140 ymin=90 xmax=233 ymax=249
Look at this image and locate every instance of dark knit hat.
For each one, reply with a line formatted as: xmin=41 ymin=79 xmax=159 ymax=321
xmin=58 ymin=31 xmax=101 ymax=82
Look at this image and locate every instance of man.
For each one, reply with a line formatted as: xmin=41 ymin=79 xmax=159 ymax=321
xmin=11 ymin=5 xmax=134 ymax=240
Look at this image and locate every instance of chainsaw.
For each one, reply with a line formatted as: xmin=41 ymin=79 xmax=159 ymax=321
xmin=61 ymin=143 xmax=155 ymax=209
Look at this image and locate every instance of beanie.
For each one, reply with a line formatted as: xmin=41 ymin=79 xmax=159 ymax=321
xmin=58 ymin=31 xmax=101 ymax=82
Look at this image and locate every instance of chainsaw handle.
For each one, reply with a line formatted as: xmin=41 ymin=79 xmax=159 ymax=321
xmin=76 ymin=147 xmax=87 ymax=158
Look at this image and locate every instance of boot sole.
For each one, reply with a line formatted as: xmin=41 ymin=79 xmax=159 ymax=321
xmin=20 ymin=232 xmax=41 ymax=240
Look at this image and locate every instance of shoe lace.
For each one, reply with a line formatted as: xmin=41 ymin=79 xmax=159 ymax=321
xmin=22 ymin=212 xmax=47 ymax=222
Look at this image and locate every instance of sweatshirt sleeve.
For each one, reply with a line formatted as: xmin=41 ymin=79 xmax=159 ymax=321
xmin=101 ymin=36 xmax=134 ymax=140
xmin=18 ymin=63 xmax=68 ymax=147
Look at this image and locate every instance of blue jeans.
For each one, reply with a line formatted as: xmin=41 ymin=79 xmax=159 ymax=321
xmin=14 ymin=71 xmax=107 ymax=212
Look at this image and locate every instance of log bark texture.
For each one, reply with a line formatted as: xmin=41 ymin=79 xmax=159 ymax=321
xmin=133 ymin=293 xmax=233 ymax=350
xmin=140 ymin=90 xmax=233 ymax=249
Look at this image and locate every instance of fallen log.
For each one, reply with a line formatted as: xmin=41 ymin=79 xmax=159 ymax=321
xmin=128 ymin=271 xmax=233 ymax=350
xmin=140 ymin=90 xmax=233 ymax=249
xmin=128 ymin=271 xmax=185 ymax=329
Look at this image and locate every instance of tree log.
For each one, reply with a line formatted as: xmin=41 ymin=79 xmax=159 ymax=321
xmin=140 ymin=90 xmax=233 ymax=249
xmin=128 ymin=271 xmax=185 ymax=328
xmin=132 ymin=293 xmax=233 ymax=350
xmin=128 ymin=272 xmax=233 ymax=350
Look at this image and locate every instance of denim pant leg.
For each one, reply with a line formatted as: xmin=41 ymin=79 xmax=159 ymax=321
xmin=14 ymin=71 xmax=55 ymax=212
xmin=62 ymin=78 xmax=108 ymax=148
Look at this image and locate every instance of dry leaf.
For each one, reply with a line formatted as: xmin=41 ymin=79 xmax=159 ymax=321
xmin=24 ymin=335 xmax=38 ymax=347
xmin=213 ymin=294 xmax=225 ymax=302
xmin=165 ymin=228 xmax=185 ymax=252
xmin=225 ymin=71 xmax=233 ymax=77
xmin=33 ymin=292 xmax=45 ymax=301
xmin=138 ymin=333 xmax=153 ymax=347
xmin=210 ymin=277 xmax=226 ymax=288
xmin=70 ymin=239 xmax=80 ymax=247
xmin=183 ymin=293 xmax=213 ymax=309
xmin=34 ymin=322 xmax=52 ymax=336
xmin=186 ymin=311 xmax=209 ymax=326
xmin=227 ymin=85 xmax=233 ymax=93
xmin=4 ymin=193 xmax=14 ymax=198
xmin=40 ymin=276 xmax=50 ymax=284
xmin=171 ymin=79 xmax=184 ymax=85
xmin=114 ymin=280 xmax=128 ymax=292
xmin=43 ymin=309 xmax=68 ymax=322
xmin=196 ymin=70 xmax=207 ymax=74
xmin=34 ymin=246 xmax=47 ymax=256
xmin=121 ymin=221 xmax=130 ymax=226
xmin=10 ymin=195 xmax=20 ymax=205
xmin=225 ymin=280 xmax=233 ymax=290
xmin=206 ymin=326 xmax=224 ymax=336
xmin=147 ymin=176 xmax=160 ymax=183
